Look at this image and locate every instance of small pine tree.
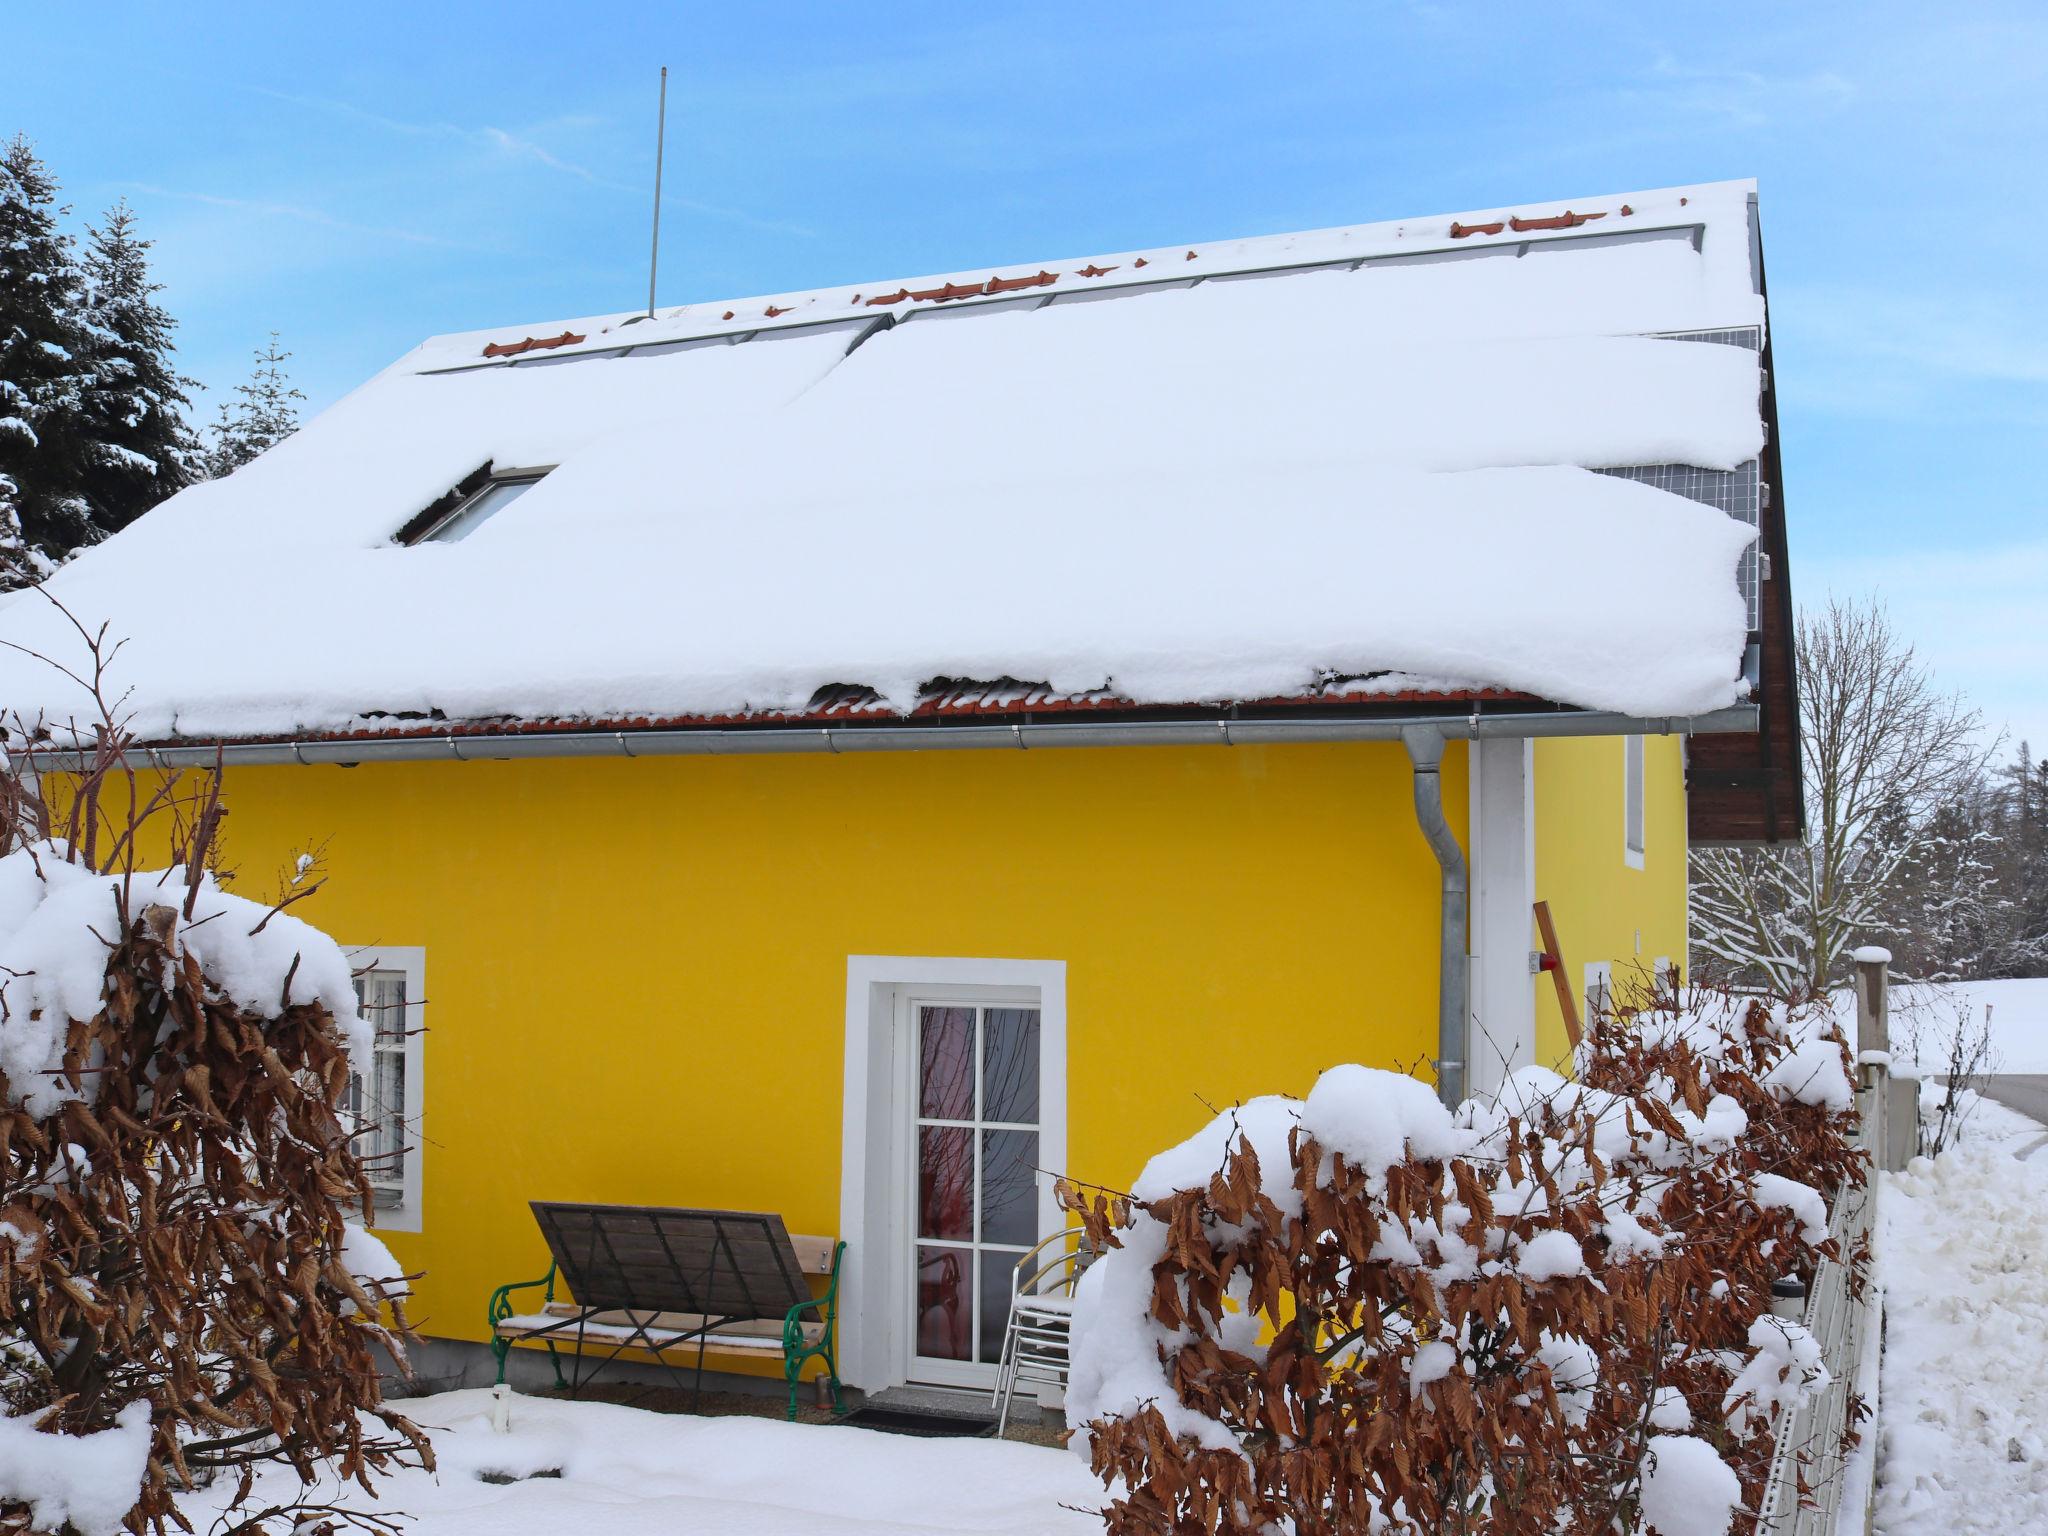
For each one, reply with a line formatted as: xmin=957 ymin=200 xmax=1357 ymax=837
xmin=204 ymin=331 xmax=305 ymax=478
xmin=0 ymin=133 xmax=92 ymax=584
xmin=74 ymin=199 xmax=200 ymax=531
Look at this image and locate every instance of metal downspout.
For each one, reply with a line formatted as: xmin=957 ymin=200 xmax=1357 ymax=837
xmin=1401 ymin=725 xmax=1468 ymax=1109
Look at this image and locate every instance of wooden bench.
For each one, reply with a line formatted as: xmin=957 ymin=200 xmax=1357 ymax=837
xmin=487 ymin=1202 xmax=844 ymax=1420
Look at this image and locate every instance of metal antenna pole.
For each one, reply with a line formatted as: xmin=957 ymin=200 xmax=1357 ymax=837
xmin=647 ymin=65 xmax=668 ymax=319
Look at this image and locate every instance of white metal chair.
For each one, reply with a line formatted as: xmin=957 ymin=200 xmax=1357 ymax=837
xmin=991 ymin=1228 xmax=1090 ymax=1434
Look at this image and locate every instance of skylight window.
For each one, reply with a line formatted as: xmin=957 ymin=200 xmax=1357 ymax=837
xmin=406 ymin=468 xmax=550 ymax=544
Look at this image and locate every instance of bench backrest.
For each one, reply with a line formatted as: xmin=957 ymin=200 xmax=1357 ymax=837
xmin=531 ymin=1202 xmax=814 ymax=1321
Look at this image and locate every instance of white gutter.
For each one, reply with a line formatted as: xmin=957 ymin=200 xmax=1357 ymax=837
xmin=34 ymin=704 xmax=1758 ymax=772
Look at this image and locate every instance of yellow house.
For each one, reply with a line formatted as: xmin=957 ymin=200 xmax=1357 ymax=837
xmin=1 ymin=179 xmax=1800 ymax=1400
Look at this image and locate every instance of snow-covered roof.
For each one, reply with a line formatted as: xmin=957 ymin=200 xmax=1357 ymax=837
xmin=0 ymin=180 xmax=1770 ymax=746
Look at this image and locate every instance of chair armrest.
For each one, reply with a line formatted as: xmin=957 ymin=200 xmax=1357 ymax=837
xmin=487 ymin=1264 xmax=558 ymax=1331
xmin=782 ymin=1242 xmax=848 ymax=1357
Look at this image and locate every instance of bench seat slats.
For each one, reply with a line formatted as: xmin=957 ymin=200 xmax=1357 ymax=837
xmin=495 ymin=1309 xmax=826 ymax=1350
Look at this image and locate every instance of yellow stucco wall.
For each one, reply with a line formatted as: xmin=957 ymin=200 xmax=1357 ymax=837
xmin=1530 ymin=734 xmax=1690 ymax=1069
xmin=202 ymin=740 xmax=1465 ymax=1348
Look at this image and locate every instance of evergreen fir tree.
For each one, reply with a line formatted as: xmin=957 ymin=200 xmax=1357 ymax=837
xmin=203 ymin=332 xmax=305 ymax=478
xmin=75 ymin=199 xmax=199 ymax=532
xmin=0 ymin=133 xmax=92 ymax=585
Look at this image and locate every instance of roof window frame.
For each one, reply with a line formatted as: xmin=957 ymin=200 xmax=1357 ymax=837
xmin=397 ymin=463 xmax=555 ymax=545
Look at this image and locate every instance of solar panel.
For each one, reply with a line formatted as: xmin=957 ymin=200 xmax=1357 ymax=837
xmin=1597 ymin=326 xmax=1765 ymax=630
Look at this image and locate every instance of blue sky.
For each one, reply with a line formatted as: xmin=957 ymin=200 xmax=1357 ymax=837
xmin=12 ymin=2 xmax=2047 ymax=750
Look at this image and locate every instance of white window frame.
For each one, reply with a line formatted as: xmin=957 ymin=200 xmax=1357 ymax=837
xmin=838 ymin=956 xmax=1067 ymax=1394
xmin=347 ymin=945 xmax=425 ymax=1233
xmin=1585 ymin=960 xmax=1613 ymax=1027
xmin=1622 ymin=734 xmax=1646 ymax=869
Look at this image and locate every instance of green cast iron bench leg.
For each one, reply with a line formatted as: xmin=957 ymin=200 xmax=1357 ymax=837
xmin=780 ymin=1240 xmax=847 ymax=1421
xmin=487 ymin=1263 xmax=568 ymax=1391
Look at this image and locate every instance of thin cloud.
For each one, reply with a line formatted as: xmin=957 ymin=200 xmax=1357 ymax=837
xmin=477 ymin=125 xmax=604 ymax=182
xmin=119 ymin=183 xmax=464 ymax=248
xmin=1636 ymin=53 xmax=1856 ymax=128
xmin=243 ymin=81 xmax=813 ymax=239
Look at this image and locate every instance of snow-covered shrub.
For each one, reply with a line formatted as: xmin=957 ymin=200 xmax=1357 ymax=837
xmin=1059 ymin=985 xmax=1864 ymax=1536
xmin=0 ymin=633 xmax=431 ymax=1535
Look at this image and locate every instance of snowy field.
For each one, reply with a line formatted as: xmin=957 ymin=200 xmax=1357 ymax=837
xmin=1841 ymin=977 xmax=2048 ymax=1073
xmin=1875 ymin=1089 xmax=2048 ymax=1534
xmin=182 ymin=1390 xmax=1104 ymax=1536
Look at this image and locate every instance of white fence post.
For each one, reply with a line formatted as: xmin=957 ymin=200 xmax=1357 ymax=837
xmin=1852 ymin=945 xmax=1917 ymax=1171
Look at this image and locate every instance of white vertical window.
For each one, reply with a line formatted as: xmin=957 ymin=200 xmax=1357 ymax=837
xmin=346 ymin=947 xmax=425 ymax=1232
xmin=1623 ymin=735 xmax=1646 ymax=868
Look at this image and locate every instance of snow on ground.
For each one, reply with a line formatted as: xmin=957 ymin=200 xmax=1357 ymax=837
xmin=181 ymin=1390 xmax=1103 ymax=1536
xmin=1835 ymin=977 xmax=2048 ymax=1074
xmin=1875 ymin=1090 xmax=2048 ymax=1535
xmin=1898 ymin=978 xmax=2048 ymax=1074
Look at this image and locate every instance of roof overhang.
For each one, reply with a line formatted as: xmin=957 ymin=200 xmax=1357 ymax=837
xmin=1684 ymin=193 xmax=1806 ymax=849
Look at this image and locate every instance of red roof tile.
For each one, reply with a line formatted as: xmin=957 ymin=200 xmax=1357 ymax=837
xmin=480 ymin=330 xmax=587 ymax=359
xmin=1508 ymin=210 xmax=1606 ymax=233
xmin=985 ymin=269 xmax=1059 ymax=294
xmin=908 ymin=280 xmax=988 ymax=303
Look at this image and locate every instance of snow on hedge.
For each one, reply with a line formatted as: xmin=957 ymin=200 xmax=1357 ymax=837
xmin=1064 ymin=989 xmax=1855 ymax=1536
xmin=0 ymin=844 xmax=368 ymax=1116
xmin=0 ymin=1402 xmax=152 ymax=1536
xmin=0 ymin=841 xmax=392 ymax=1531
xmin=1638 ymin=1434 xmax=1742 ymax=1536
xmin=0 ymin=182 xmax=1764 ymax=741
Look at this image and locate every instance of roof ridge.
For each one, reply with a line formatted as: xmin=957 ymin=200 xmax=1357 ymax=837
xmin=412 ymin=178 xmax=1759 ymax=369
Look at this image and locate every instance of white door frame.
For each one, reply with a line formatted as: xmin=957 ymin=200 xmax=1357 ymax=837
xmin=838 ymin=955 xmax=1067 ymax=1392
xmin=1467 ymin=739 xmax=1537 ymax=1095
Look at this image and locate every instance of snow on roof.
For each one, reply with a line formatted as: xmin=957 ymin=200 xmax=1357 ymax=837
xmin=0 ymin=180 xmax=1767 ymax=745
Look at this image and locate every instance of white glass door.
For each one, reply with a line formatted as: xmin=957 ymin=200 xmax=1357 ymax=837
xmin=908 ymin=999 xmax=1042 ymax=1387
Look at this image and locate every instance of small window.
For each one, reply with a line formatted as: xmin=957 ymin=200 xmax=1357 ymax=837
xmin=415 ymin=473 xmax=544 ymax=543
xmin=347 ymin=948 xmax=425 ymax=1231
xmin=1623 ymin=735 xmax=1646 ymax=867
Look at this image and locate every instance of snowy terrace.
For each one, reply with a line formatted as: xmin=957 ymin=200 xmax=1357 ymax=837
xmin=0 ymin=181 xmax=1769 ymax=748
xmin=185 ymin=1389 xmax=1105 ymax=1536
